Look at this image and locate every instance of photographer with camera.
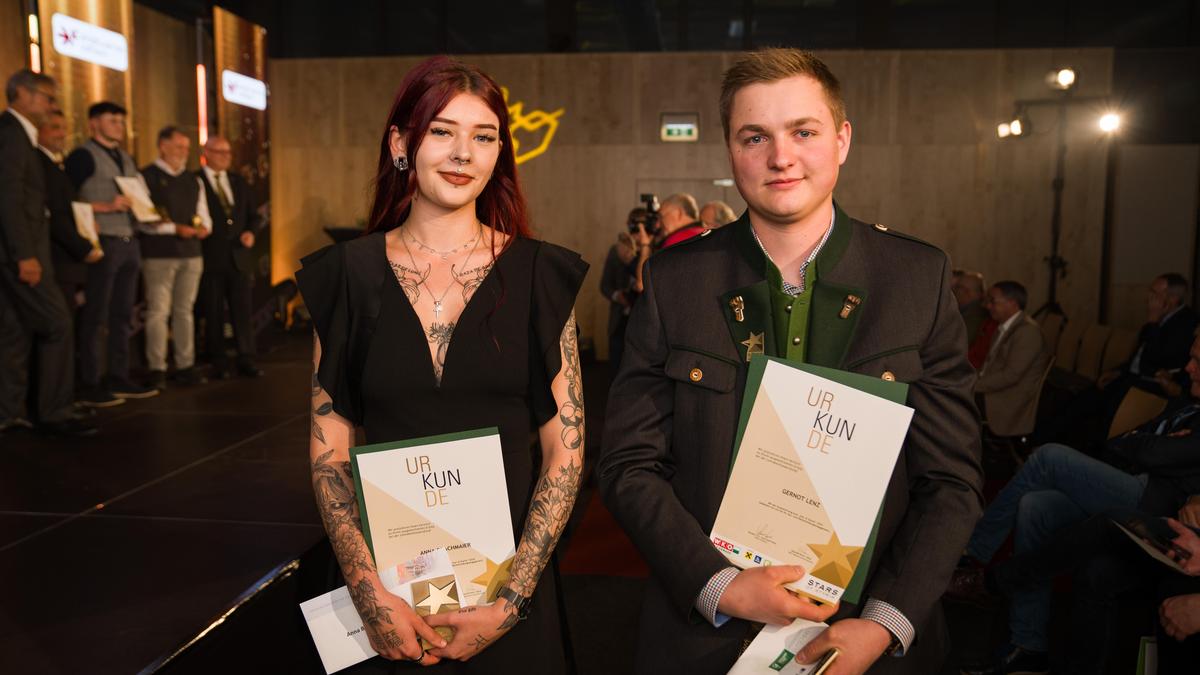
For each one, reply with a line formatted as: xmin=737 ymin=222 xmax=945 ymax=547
xmin=601 ymin=206 xmax=649 ymax=375
xmin=631 ymin=193 xmax=705 ymax=294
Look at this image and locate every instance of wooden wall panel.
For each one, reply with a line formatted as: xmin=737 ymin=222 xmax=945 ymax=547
xmin=0 ymin=0 xmax=26 ymax=85
xmin=131 ymin=5 xmax=197 ymax=166
xmin=271 ymin=48 xmax=1119 ymax=357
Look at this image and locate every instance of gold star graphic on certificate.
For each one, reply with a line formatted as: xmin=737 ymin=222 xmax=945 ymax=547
xmin=741 ymin=331 xmax=765 ymax=362
xmin=413 ymin=576 xmax=460 ymax=615
xmin=808 ymin=532 xmax=864 ymax=588
xmin=472 ymin=557 xmax=501 ymax=587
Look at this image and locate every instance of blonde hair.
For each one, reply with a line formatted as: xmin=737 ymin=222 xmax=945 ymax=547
xmin=719 ymin=48 xmax=846 ymax=139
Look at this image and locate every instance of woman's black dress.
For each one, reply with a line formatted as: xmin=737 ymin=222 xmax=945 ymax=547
xmin=296 ymin=231 xmax=588 ymax=674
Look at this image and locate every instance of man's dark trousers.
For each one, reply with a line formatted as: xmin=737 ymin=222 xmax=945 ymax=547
xmin=78 ymin=234 xmax=140 ymax=386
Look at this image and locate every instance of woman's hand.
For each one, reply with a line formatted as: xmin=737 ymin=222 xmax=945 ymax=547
xmin=351 ymin=579 xmax=447 ymax=664
xmin=423 ymin=600 xmax=518 ymax=661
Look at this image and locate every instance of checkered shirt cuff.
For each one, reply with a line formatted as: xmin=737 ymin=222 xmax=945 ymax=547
xmin=860 ymin=598 xmax=915 ymax=656
xmin=695 ymin=566 xmax=741 ymax=626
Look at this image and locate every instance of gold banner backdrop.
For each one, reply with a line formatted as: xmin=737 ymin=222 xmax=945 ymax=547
xmin=213 ymin=6 xmax=271 ymax=304
xmin=38 ymin=0 xmax=134 ymax=152
xmin=1 ymin=0 xmax=26 ymax=81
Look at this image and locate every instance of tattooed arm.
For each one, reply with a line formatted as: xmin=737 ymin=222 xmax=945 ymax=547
xmin=309 ymin=332 xmax=447 ymax=664
xmin=426 ymin=311 xmax=586 ymax=661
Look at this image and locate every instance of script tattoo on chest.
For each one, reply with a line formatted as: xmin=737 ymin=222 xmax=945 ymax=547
xmin=388 ymin=260 xmax=428 ymax=304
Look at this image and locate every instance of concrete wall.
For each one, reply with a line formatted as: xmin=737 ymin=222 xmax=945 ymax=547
xmin=270 ymin=48 xmax=1116 ymax=357
xmin=0 ymin=0 xmax=25 ymax=85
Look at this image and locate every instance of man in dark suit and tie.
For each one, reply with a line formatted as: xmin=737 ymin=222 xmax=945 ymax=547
xmin=597 ymin=49 xmax=982 ymax=674
xmin=197 ymin=136 xmax=261 ymax=379
xmin=0 ymin=70 xmax=95 ymax=436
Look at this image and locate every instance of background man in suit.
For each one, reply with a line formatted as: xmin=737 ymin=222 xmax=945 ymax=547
xmin=0 ymin=70 xmax=94 ymax=436
xmin=598 ymin=49 xmax=982 ymax=674
xmin=37 ymin=109 xmax=102 ymax=318
xmin=700 ymin=200 xmax=737 ymax=229
xmin=952 ymin=269 xmax=990 ymax=348
xmin=975 ymin=281 xmax=1049 ymax=438
xmin=198 ymin=136 xmax=261 ymax=379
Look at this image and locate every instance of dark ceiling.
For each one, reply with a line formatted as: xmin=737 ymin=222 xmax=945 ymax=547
xmin=135 ymin=0 xmax=1200 ymax=58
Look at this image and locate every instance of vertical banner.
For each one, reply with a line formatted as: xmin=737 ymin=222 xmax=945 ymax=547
xmin=38 ymin=0 xmax=135 ymax=151
xmin=212 ymin=7 xmax=272 ymax=332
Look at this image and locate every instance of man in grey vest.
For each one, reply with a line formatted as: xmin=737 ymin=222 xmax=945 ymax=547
xmin=66 ymin=101 xmax=158 ymax=405
xmin=140 ymin=126 xmax=211 ymax=389
xmin=0 ymin=70 xmax=96 ymax=436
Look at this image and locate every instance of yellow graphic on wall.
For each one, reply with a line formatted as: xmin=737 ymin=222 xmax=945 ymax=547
xmin=503 ymin=87 xmax=564 ymax=165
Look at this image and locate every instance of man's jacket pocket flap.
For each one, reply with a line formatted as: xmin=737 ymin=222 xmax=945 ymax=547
xmin=665 ymin=346 xmax=739 ymax=394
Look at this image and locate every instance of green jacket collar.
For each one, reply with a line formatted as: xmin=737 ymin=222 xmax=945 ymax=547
xmin=724 ymin=203 xmax=865 ymax=368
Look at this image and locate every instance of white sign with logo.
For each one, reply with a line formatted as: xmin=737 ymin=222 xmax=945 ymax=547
xmin=221 ymin=70 xmax=268 ymax=111
xmin=50 ymin=13 xmax=128 ymax=72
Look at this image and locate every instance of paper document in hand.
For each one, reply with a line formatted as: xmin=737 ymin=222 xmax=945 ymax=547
xmin=351 ymin=427 xmax=516 ymax=607
xmin=727 ymin=618 xmax=830 ymax=674
xmin=299 ymin=549 xmax=457 ymax=674
xmin=113 ymin=175 xmax=162 ymax=223
xmin=70 ymin=202 xmax=99 ymax=246
xmin=711 ymin=357 xmax=913 ymax=604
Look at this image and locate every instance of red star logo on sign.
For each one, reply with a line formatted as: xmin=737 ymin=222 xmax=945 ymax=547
xmin=58 ymin=28 xmax=75 ymax=45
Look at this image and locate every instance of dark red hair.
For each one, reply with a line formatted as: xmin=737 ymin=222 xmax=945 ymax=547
xmin=366 ymin=56 xmax=532 ymax=257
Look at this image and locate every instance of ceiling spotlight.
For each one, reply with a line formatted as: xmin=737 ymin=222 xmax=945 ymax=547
xmin=1098 ymin=112 xmax=1121 ymax=133
xmin=997 ymin=122 xmax=1011 ymax=138
xmin=1047 ymin=67 xmax=1076 ymax=90
xmin=1009 ymin=118 xmax=1024 ymax=136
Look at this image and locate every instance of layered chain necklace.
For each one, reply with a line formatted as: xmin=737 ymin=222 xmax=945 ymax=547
xmin=406 ymin=226 xmax=481 ymax=261
xmin=400 ymin=223 xmax=482 ymax=320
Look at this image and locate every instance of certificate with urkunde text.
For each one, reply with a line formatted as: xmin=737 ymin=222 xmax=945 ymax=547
xmin=350 ymin=428 xmax=516 ymax=607
xmin=710 ymin=358 xmax=912 ymax=605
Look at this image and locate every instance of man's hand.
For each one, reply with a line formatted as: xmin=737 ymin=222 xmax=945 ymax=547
xmin=794 ymin=618 xmax=893 ymax=675
xmin=1097 ymin=370 xmax=1119 ymax=389
xmin=1180 ymin=497 xmax=1200 ymax=530
xmin=716 ymin=566 xmax=839 ymax=626
xmin=196 ymin=226 xmax=212 ymax=240
xmin=177 ymin=225 xmax=197 ymax=239
xmin=1155 ymin=369 xmax=1184 ymax=399
xmin=1166 ymin=518 xmax=1200 ymax=575
xmin=352 ymin=581 xmax=446 ymax=665
xmin=424 ymin=600 xmax=517 ymax=661
xmin=1160 ymin=594 xmax=1200 ymax=641
xmin=17 ymin=258 xmax=42 ymax=286
xmin=84 ymin=248 xmax=104 ymax=264
xmin=633 ymin=222 xmax=653 ymax=255
xmin=111 ymin=195 xmax=132 ymax=212
xmin=240 ymin=230 xmax=255 ymax=248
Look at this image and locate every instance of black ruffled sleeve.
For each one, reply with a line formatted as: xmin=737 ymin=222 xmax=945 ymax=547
xmin=529 ymin=241 xmax=590 ymax=426
xmin=296 ymin=243 xmax=361 ymax=426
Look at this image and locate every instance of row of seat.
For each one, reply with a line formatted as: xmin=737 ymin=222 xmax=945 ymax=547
xmin=1038 ymin=313 xmax=1139 ymax=382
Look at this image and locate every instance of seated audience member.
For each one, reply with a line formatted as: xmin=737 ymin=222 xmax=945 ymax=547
xmin=698 ymin=199 xmax=736 ymax=229
xmin=976 ymin=281 xmax=1048 ymax=437
xmin=953 ymin=332 xmax=1200 ymax=674
xmin=656 ymin=192 xmax=706 ymax=248
xmin=1045 ymin=273 xmax=1197 ymax=448
xmin=600 ymin=208 xmax=643 ymax=375
xmin=953 ymin=269 xmax=990 ymax=346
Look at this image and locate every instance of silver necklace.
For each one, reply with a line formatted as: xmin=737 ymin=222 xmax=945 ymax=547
xmin=405 ymin=226 xmax=480 ymax=261
xmin=400 ymin=224 xmax=482 ymax=319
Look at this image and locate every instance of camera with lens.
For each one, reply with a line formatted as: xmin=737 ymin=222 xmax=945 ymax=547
xmin=628 ymin=193 xmax=660 ymax=233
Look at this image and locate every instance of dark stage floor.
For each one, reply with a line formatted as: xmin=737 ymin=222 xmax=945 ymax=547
xmin=0 ymin=331 xmax=1136 ymax=674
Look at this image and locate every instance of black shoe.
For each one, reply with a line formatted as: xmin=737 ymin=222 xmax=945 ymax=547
xmin=944 ymin=567 xmax=999 ymax=608
xmin=36 ymin=418 xmax=100 ymax=438
xmin=960 ymin=645 xmax=1049 ymax=675
xmin=78 ymin=387 xmax=127 ymax=408
xmin=173 ymin=367 xmax=208 ymax=386
xmin=148 ymin=370 xmax=168 ymax=390
xmin=108 ymin=378 xmax=160 ymax=399
xmin=236 ymin=359 xmax=264 ymax=378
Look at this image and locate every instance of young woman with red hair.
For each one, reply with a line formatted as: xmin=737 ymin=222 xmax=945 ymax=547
xmin=296 ymin=56 xmax=587 ymax=672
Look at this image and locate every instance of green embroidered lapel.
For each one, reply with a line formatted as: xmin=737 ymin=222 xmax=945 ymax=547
xmin=807 ymin=204 xmax=867 ymax=368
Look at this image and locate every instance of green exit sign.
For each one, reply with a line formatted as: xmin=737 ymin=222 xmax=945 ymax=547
xmin=660 ymin=113 xmax=700 ymax=142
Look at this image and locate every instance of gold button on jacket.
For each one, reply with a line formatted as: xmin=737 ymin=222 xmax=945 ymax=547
xmin=689 ymin=368 xmax=703 ymax=382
